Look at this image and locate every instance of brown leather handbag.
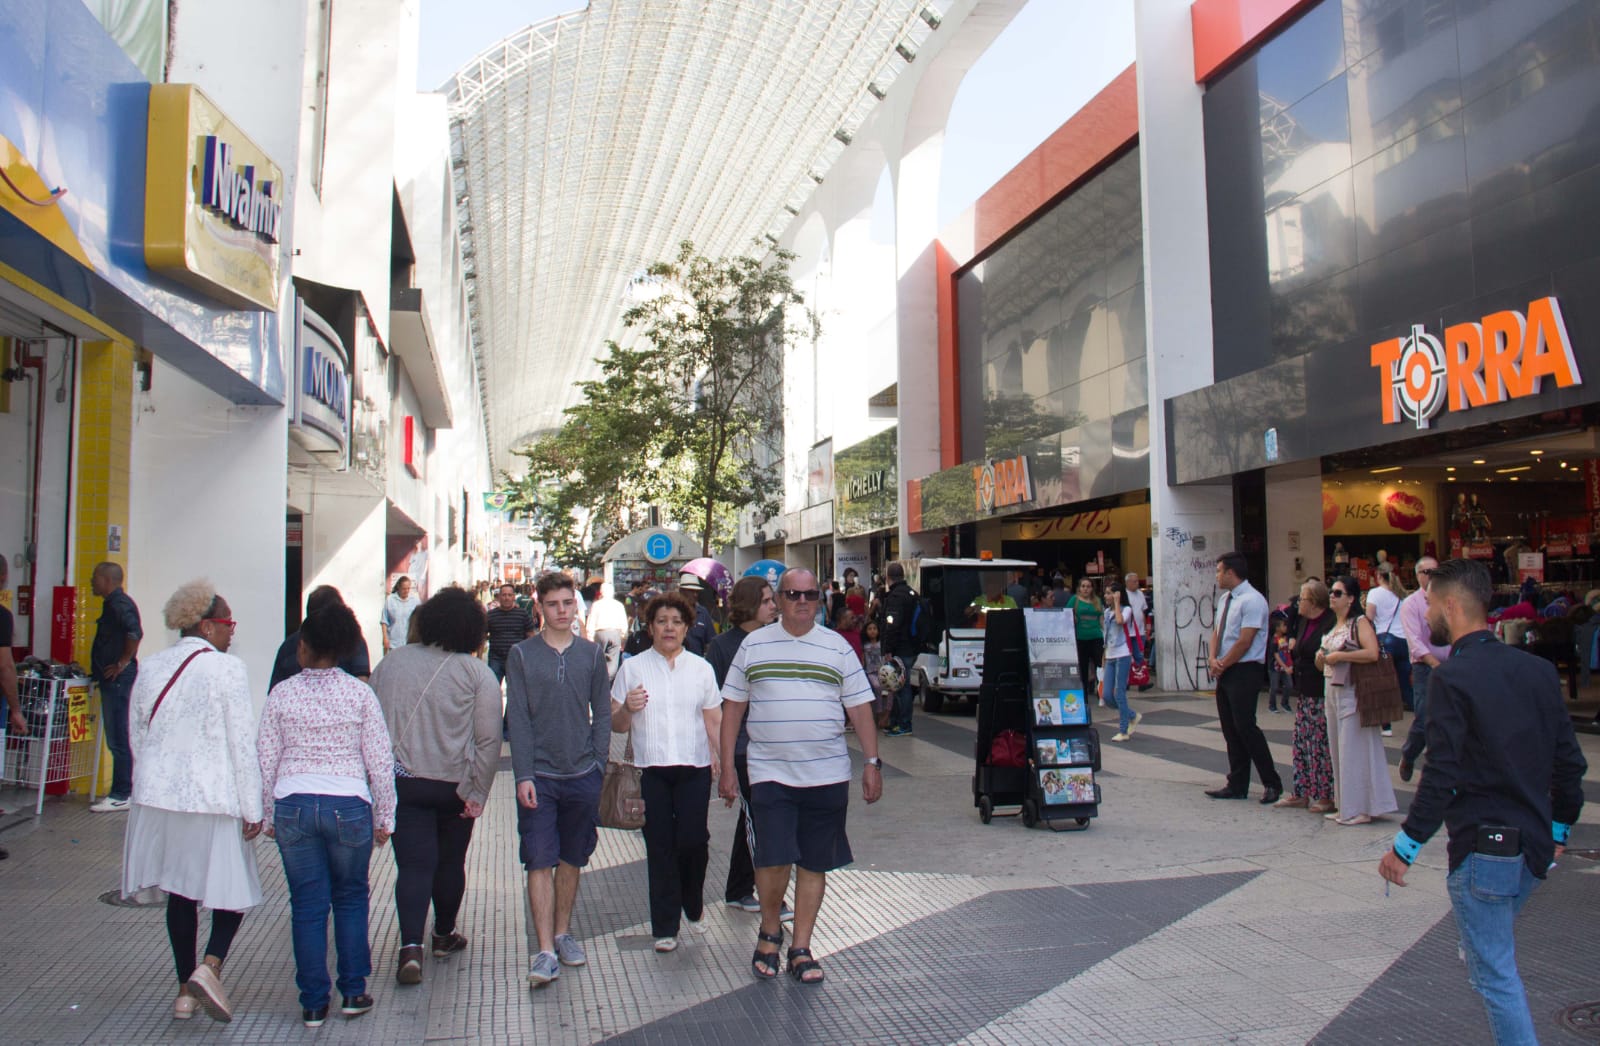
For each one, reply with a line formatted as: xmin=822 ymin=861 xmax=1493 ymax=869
xmin=599 ymin=732 xmax=645 ymax=830
xmin=1349 ymin=618 xmax=1406 ymax=728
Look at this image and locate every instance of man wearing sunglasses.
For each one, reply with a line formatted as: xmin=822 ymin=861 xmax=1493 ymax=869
xmin=718 ymin=569 xmax=881 ymax=985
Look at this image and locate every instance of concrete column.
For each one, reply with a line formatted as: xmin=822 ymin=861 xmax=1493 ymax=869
xmin=1265 ymin=462 xmax=1324 ymax=608
xmin=1136 ymin=0 xmax=1237 ymax=691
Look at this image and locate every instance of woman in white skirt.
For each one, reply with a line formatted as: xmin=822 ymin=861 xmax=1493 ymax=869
xmin=122 ymin=580 xmax=264 ymax=1023
xmin=1315 ymin=575 xmax=1399 ymax=827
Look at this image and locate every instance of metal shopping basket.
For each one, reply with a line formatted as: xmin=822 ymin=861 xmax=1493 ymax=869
xmin=1 ymin=674 xmax=99 ymax=815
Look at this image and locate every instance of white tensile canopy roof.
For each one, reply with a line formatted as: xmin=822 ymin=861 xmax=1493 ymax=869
xmin=444 ymin=0 xmax=941 ymax=468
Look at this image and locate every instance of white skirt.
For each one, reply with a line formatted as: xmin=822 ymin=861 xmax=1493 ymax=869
xmin=121 ymin=804 xmax=264 ymax=912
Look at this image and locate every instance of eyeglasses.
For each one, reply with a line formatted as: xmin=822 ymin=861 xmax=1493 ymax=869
xmin=1329 ymin=590 xmax=1349 ymax=599
xmin=781 ymin=589 xmax=821 ymax=602
xmin=204 ymin=618 xmax=237 ymax=632
xmin=1417 ymin=569 xmax=1435 ymax=576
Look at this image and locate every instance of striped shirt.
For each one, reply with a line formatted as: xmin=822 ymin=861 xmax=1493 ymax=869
xmin=486 ymin=606 xmax=535 ymax=660
xmin=721 ymin=622 xmax=874 ymax=787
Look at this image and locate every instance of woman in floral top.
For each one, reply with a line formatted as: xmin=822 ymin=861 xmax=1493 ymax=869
xmin=259 ymin=602 xmax=396 ymax=1028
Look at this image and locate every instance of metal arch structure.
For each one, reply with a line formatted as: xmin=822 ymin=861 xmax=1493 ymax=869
xmin=443 ymin=0 xmax=942 ymax=469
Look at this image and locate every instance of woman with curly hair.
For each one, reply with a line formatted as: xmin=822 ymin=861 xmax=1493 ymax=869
xmin=121 ymin=580 xmax=263 ymax=1024
xmin=369 ymin=586 xmax=501 ymax=985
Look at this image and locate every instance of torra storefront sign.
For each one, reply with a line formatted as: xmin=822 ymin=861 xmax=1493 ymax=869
xmin=974 ymin=455 xmax=1034 ymax=515
xmin=1371 ymin=296 xmax=1581 ymax=429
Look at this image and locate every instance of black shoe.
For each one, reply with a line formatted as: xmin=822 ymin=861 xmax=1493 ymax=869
xmin=1259 ymin=787 xmax=1282 ymax=805
xmin=1398 ymin=758 xmax=1414 ymax=783
xmin=1205 ymin=787 xmax=1249 ymax=799
xmin=303 ymin=1006 xmax=329 ymax=1028
xmin=340 ymin=994 xmax=374 ymax=1018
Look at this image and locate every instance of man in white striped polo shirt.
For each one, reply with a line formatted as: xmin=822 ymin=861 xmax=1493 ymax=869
xmin=718 ymin=568 xmax=882 ymax=985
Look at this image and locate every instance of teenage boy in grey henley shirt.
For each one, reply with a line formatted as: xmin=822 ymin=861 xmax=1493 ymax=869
xmin=505 ymin=576 xmax=611 ymax=986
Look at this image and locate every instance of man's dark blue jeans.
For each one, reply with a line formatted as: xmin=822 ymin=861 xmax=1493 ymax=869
xmin=99 ymin=667 xmax=137 ymax=801
xmin=274 ymin=794 xmax=376 ymax=1010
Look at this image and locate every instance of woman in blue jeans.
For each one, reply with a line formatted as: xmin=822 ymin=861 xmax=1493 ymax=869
xmin=259 ymin=603 xmax=396 ymax=1028
xmin=1101 ymin=581 xmax=1142 ymax=742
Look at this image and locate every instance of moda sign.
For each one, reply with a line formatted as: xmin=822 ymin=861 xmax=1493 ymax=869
xmin=1371 ymin=296 xmax=1581 ymax=429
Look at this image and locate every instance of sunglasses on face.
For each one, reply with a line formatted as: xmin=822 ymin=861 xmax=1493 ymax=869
xmin=782 ymin=589 xmax=821 ymax=602
xmin=205 ymin=618 xmax=238 ymax=631
xmin=1329 ymin=590 xmax=1349 ymax=598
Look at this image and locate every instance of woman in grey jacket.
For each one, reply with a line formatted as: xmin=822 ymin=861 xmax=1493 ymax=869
xmin=370 ymin=586 xmax=502 ymax=985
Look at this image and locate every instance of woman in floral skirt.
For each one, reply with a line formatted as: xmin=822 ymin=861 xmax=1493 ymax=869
xmin=1274 ymin=579 xmax=1336 ymax=813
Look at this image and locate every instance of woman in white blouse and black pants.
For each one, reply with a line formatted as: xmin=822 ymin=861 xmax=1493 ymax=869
xmin=611 ymin=591 xmax=723 ymax=953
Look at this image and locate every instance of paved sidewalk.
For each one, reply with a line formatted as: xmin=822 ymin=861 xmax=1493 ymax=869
xmin=2 ymin=690 xmax=1597 ymax=1044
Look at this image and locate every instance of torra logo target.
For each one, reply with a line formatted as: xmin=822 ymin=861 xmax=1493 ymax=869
xmin=1371 ymin=296 xmax=1581 ymax=429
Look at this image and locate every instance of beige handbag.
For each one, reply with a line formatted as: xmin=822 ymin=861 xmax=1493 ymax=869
xmin=599 ymin=732 xmax=645 ymax=830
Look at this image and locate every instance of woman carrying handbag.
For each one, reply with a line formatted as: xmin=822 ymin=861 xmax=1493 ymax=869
xmin=1314 ymin=576 xmax=1399 ymax=826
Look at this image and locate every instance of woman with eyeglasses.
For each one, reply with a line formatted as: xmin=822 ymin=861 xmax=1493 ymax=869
xmin=1274 ymin=579 xmax=1336 ymax=813
xmin=1313 ymin=575 xmax=1399 ymax=826
xmin=611 ymin=591 xmax=723 ymax=954
xmin=121 ymin=581 xmax=263 ymax=1024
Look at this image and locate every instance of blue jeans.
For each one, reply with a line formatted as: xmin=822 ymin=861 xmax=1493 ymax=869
xmin=99 ymin=667 xmax=137 ymax=800
xmin=1446 ymin=853 xmax=1540 ymax=1045
xmin=274 ymin=794 xmax=375 ymax=1009
xmin=1402 ymin=661 xmax=1432 ymax=764
xmin=1104 ymin=655 xmax=1133 ymax=733
xmin=893 ymin=678 xmax=915 ymax=730
xmin=1381 ymin=634 xmax=1414 ymax=710
xmin=487 ymin=655 xmax=507 ymax=683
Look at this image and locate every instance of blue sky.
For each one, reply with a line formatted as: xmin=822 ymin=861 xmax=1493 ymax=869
xmin=417 ymin=1 xmax=1135 ymax=230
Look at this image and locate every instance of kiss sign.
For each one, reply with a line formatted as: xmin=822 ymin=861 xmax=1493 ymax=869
xmin=1371 ymin=297 xmax=1581 ymax=429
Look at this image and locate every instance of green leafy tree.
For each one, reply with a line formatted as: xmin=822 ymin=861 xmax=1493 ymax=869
xmin=507 ymin=241 xmax=798 ymax=562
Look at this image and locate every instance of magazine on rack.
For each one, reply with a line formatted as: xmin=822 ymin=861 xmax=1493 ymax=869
xmin=1038 ymin=768 xmax=1096 ymax=805
xmin=1034 ymin=738 xmax=1092 ymax=765
xmin=1033 ymin=688 xmax=1089 ymax=727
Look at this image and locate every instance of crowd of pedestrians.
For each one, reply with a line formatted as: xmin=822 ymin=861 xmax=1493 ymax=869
xmin=76 ymin=561 xmax=884 ymax=1027
xmin=9 ymin=542 xmax=1575 ymax=1043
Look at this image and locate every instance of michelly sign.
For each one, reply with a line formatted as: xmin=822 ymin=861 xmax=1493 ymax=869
xmin=1371 ymin=296 xmax=1581 ymax=429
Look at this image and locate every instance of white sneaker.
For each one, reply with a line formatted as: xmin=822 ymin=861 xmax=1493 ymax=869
xmin=682 ymin=917 xmax=706 ymax=936
xmin=90 ymin=797 xmax=131 ymax=813
xmin=1125 ymin=712 xmax=1143 ymax=738
xmin=653 ymin=937 xmax=678 ymax=953
xmin=1110 ymin=733 xmax=1130 ymax=742
xmin=1382 ymin=728 xmax=1393 ymax=737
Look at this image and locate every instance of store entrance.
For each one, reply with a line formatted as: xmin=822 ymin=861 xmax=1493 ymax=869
xmin=1321 ymin=423 xmax=1599 ymax=596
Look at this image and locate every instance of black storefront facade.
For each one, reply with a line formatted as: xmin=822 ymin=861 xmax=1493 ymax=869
xmin=1169 ymin=0 xmax=1600 ymax=587
xmin=909 ymin=144 xmax=1154 ymax=585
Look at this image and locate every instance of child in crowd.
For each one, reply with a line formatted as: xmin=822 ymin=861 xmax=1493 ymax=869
xmin=862 ymin=619 xmax=885 ymax=722
xmin=1268 ymin=616 xmax=1294 ymax=713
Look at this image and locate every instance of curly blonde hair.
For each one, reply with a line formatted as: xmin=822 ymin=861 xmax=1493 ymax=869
xmin=163 ymin=579 xmax=218 ymax=631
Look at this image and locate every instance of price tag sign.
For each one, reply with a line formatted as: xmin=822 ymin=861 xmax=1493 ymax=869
xmin=67 ymin=686 xmax=90 ymax=743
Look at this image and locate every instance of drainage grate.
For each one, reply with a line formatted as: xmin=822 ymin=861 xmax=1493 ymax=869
xmin=1558 ymin=1002 xmax=1600 ymax=1040
xmin=98 ymin=889 xmax=163 ymax=908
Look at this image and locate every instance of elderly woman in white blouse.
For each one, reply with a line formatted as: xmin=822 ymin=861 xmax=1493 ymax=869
xmin=611 ymin=591 xmax=723 ymax=954
xmin=121 ymin=580 xmax=263 ymax=1024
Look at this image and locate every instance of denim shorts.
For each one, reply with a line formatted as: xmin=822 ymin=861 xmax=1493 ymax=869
xmin=516 ymin=769 xmax=603 ymax=869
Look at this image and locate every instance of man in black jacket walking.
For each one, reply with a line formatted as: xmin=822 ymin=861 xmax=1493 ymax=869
xmin=1379 ymin=558 xmax=1585 ymax=1045
xmin=880 ymin=561 xmax=920 ymax=737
